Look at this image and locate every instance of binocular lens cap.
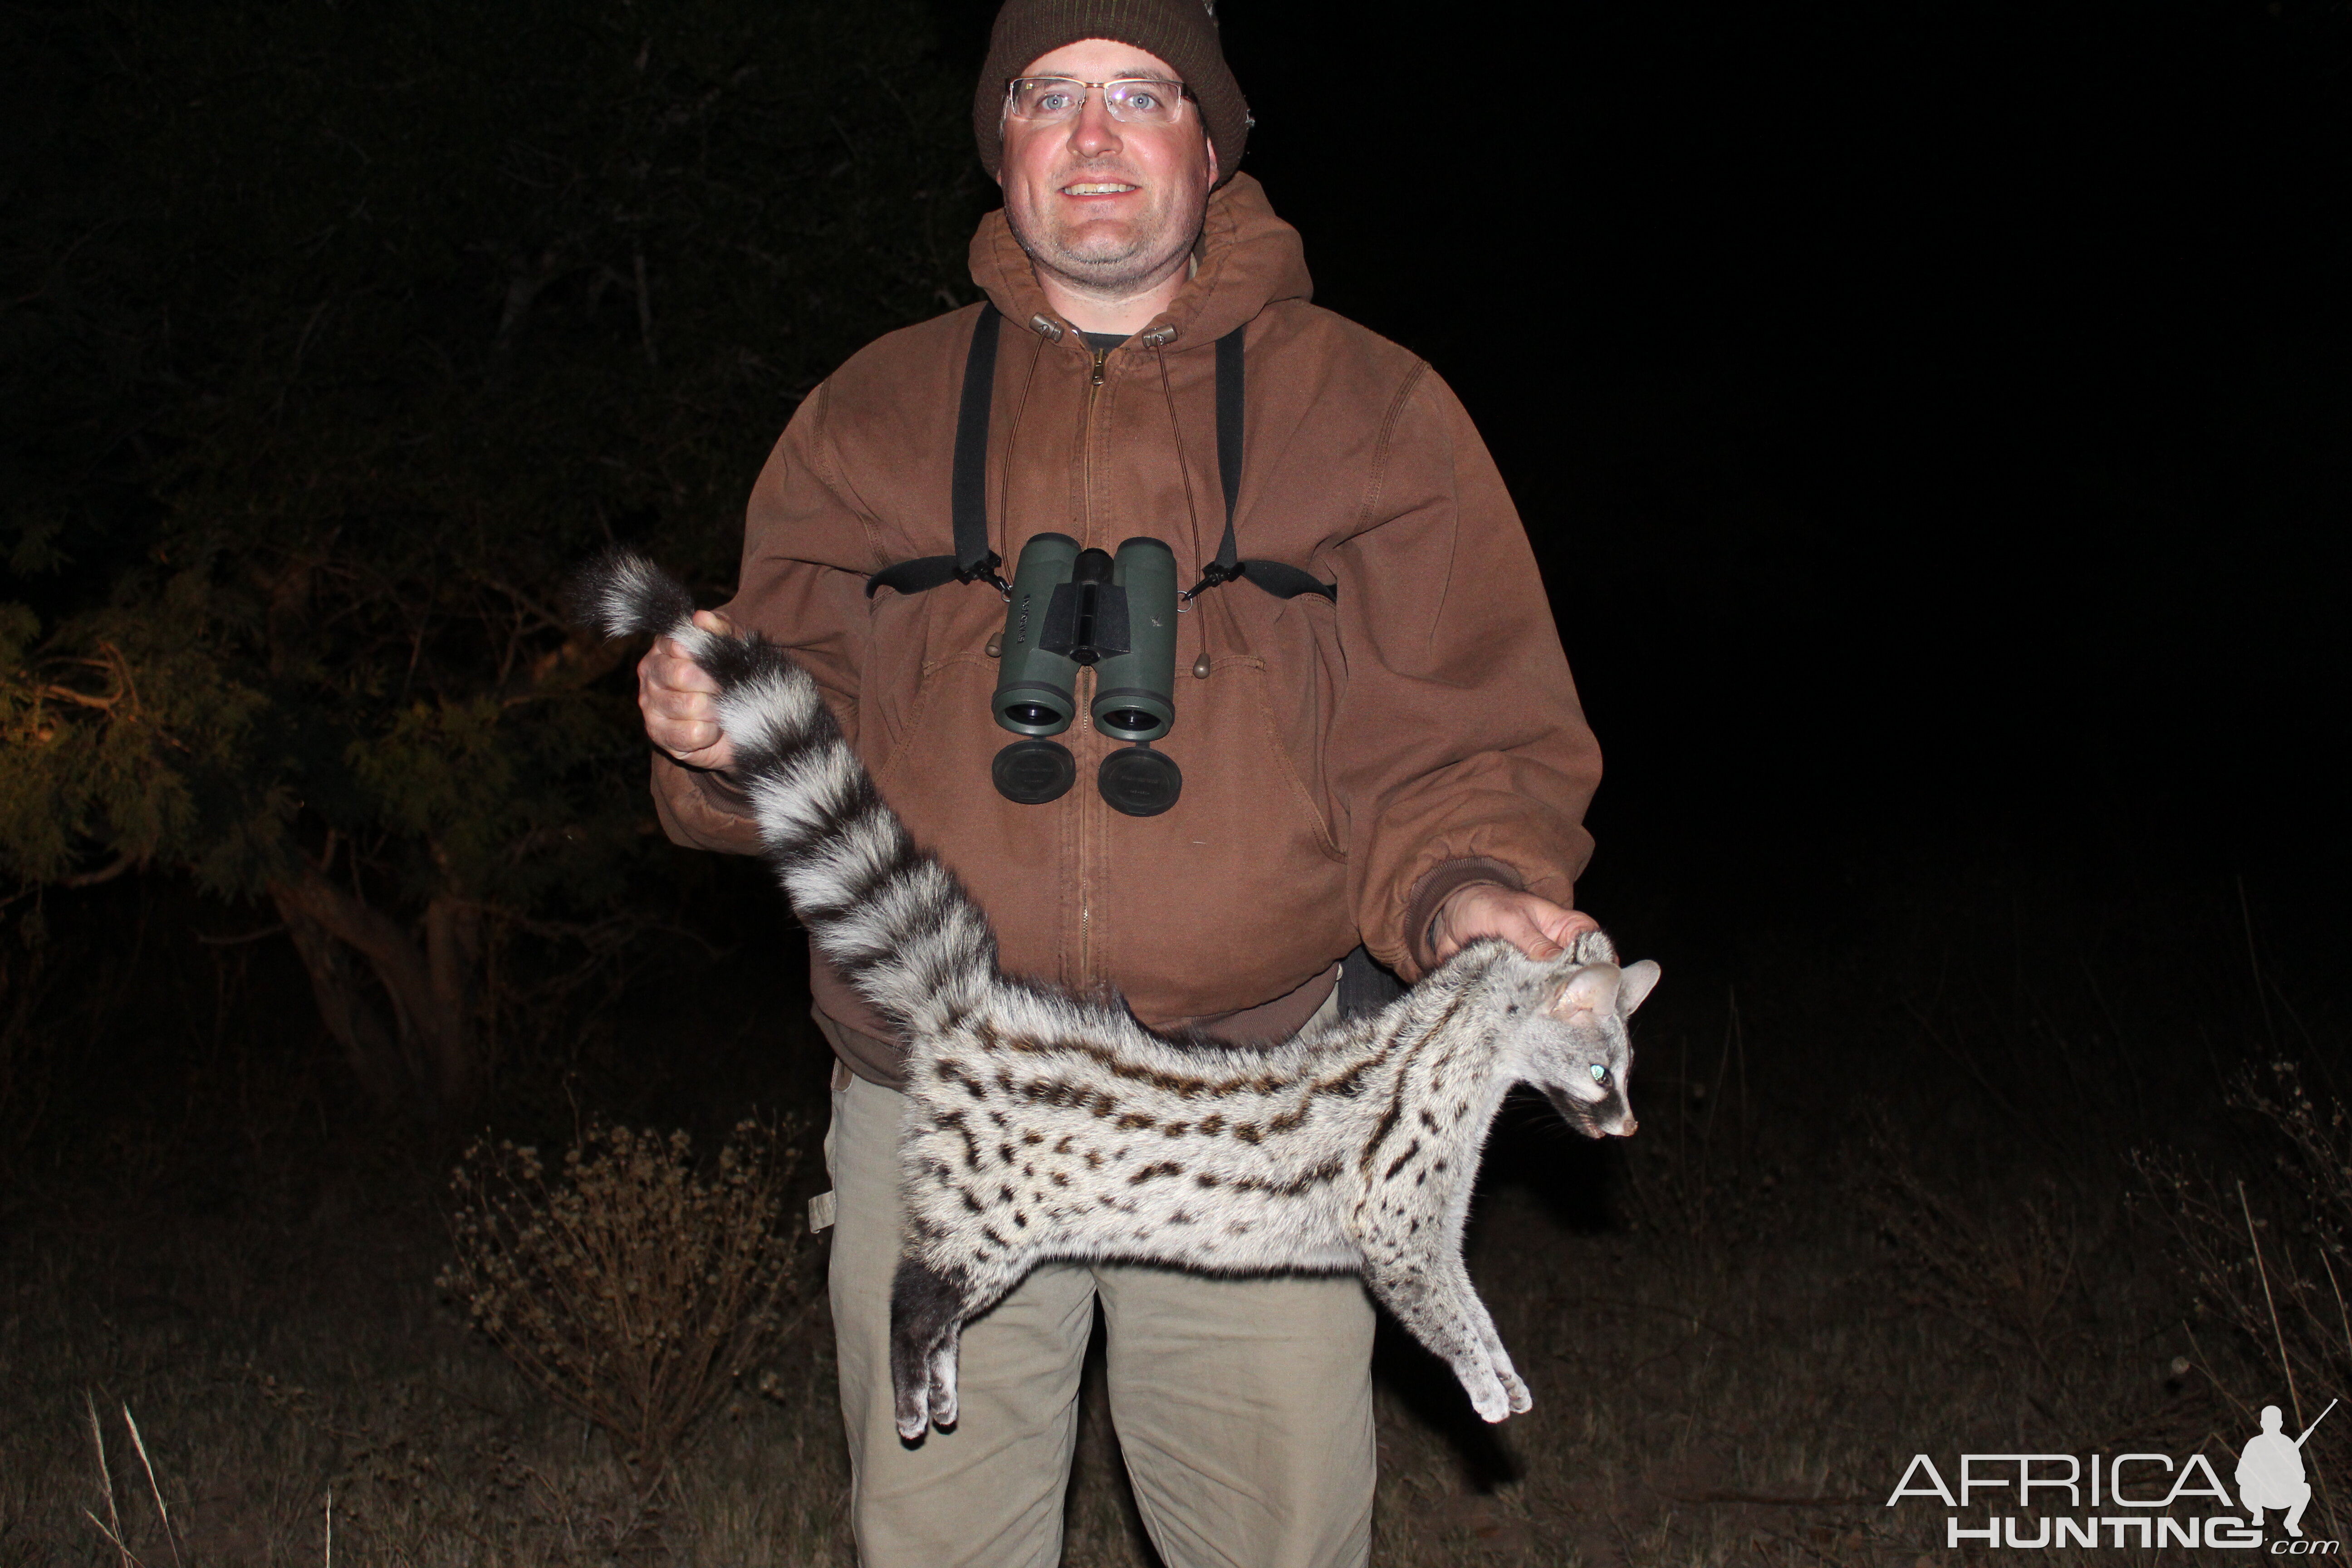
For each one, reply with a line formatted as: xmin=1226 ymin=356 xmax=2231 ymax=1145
xmin=992 ymin=739 xmax=1077 ymax=804
xmin=1098 ymin=746 xmax=1182 ymax=817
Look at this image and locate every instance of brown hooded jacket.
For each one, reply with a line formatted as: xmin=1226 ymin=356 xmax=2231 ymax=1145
xmin=652 ymin=175 xmax=1602 ymax=1087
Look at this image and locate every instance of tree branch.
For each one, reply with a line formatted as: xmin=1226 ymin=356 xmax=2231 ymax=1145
xmin=272 ymin=868 xmax=478 ymax=1113
xmin=60 ymin=854 xmax=136 ymax=889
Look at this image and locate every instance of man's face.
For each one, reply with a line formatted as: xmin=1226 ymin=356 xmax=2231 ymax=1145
xmin=997 ymin=38 xmax=1218 ymax=299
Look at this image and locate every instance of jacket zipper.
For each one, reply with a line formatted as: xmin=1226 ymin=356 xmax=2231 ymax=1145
xmin=1080 ymin=339 xmax=1109 ymax=517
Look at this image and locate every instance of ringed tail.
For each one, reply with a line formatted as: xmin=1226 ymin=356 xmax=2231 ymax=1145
xmin=572 ymin=548 xmax=999 ymax=1034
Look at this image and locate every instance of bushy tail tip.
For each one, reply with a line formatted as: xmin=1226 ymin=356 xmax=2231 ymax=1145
xmin=568 ymin=547 xmax=698 ymax=641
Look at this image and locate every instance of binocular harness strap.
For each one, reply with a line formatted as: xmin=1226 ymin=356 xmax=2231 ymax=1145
xmin=866 ymin=307 xmax=1009 ymax=598
xmin=1185 ymin=328 xmax=1337 ymax=604
xmin=867 ymin=308 xmax=1338 ymax=604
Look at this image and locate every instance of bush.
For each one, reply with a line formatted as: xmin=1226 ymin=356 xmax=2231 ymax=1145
xmin=439 ymin=1118 xmax=808 ymax=1482
xmin=2137 ymin=1061 xmax=2350 ymax=1530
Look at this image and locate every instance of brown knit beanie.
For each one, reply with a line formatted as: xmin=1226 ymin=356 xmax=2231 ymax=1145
xmin=973 ymin=0 xmax=1250 ymax=182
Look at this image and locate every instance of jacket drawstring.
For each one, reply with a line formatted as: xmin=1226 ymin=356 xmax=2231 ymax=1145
xmin=997 ymin=328 xmax=1047 ymax=551
xmin=1152 ymin=341 xmax=1214 ymax=678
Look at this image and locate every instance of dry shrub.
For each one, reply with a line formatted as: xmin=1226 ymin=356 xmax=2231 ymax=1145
xmin=2137 ymin=1061 xmax=2352 ymax=1498
xmin=438 ymin=1118 xmax=807 ymax=1480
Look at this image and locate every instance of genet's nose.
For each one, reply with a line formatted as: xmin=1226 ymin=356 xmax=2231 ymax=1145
xmin=1614 ymin=1115 xmax=1639 ymax=1137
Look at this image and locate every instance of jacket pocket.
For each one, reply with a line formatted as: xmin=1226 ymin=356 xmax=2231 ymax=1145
xmin=1085 ymin=654 xmax=1354 ymax=1023
xmin=869 ymin=652 xmax=982 ymax=790
xmin=1226 ymin=652 xmax=1343 ymax=864
xmin=863 ymin=652 xmax=1083 ymax=990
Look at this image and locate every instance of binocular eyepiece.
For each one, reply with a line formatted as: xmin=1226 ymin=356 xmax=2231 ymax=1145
xmin=991 ymin=534 xmax=1183 ymax=814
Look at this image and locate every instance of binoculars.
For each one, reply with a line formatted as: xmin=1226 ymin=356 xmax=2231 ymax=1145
xmin=990 ymin=533 xmax=1184 ymax=815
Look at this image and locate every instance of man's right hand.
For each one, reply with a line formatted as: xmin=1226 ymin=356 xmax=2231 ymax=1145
xmin=637 ymin=609 xmax=740 ymax=773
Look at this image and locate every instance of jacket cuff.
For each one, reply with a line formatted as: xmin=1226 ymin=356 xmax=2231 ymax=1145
xmin=648 ymin=751 xmax=762 ymax=854
xmin=674 ymin=755 xmax=753 ymax=810
xmin=1403 ymin=857 xmax=1526 ymax=973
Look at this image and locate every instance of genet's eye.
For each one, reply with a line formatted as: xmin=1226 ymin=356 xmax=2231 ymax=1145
xmin=1589 ymin=1064 xmax=1610 ymax=1084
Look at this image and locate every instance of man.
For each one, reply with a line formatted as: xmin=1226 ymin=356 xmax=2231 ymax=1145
xmin=637 ymin=2 xmax=1602 ymax=1562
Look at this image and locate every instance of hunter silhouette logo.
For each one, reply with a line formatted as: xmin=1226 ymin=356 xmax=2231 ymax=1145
xmin=2241 ymin=1401 xmax=2335 ymax=1539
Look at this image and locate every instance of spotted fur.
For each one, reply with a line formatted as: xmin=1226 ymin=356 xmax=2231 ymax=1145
xmin=579 ymin=550 xmax=1661 ymax=1437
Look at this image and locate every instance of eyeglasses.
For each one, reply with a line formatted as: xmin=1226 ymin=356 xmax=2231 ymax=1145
xmin=1004 ymin=77 xmax=1193 ymax=129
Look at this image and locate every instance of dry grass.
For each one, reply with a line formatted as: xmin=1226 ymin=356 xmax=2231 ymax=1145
xmin=0 ymin=1080 xmax=2242 ymax=1568
xmin=3 ymin=867 xmax=2339 ymax=1565
xmin=4 ymin=1193 xmax=852 ymax=1567
xmin=1866 ymin=1139 xmax=2086 ymax=1373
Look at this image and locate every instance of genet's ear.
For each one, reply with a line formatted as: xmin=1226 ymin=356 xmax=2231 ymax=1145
xmin=1617 ymin=960 xmax=1661 ymax=1016
xmin=1548 ymin=963 xmax=1621 ymax=1027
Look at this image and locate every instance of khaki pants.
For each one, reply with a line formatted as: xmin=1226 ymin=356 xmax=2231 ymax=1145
xmin=822 ymin=995 xmax=1375 ymax=1568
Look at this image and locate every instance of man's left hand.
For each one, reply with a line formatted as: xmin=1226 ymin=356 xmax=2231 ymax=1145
xmin=1428 ymin=884 xmax=1599 ymax=965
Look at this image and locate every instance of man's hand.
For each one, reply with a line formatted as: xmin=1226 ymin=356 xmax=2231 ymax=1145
xmin=1428 ymin=883 xmax=1600 ymax=965
xmin=637 ymin=609 xmax=740 ymax=773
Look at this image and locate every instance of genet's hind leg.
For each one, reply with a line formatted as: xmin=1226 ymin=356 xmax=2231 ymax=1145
xmin=1363 ymin=1259 xmax=1514 ymax=1422
xmin=889 ymin=1253 xmax=971 ymax=1441
xmin=924 ymin=1319 xmax=963 ymax=1429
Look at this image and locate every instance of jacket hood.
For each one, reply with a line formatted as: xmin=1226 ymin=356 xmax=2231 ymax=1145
xmin=966 ymin=172 xmax=1314 ymax=349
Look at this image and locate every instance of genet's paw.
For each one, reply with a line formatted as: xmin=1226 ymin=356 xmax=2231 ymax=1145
xmin=1469 ymin=1374 xmax=1513 ymax=1424
xmin=926 ymin=1334 xmax=961 ymax=1430
xmin=889 ymin=1332 xmax=932 ymax=1441
xmin=893 ymin=1385 xmax=931 ymax=1443
xmin=1504 ymin=1370 xmax=1534 ymax=1415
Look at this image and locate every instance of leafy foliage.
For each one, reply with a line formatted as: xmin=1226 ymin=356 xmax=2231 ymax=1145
xmin=0 ymin=0 xmax=985 ymax=1103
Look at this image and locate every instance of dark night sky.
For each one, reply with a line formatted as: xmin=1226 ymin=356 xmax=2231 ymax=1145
xmin=938 ymin=0 xmax=2352 ymax=917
